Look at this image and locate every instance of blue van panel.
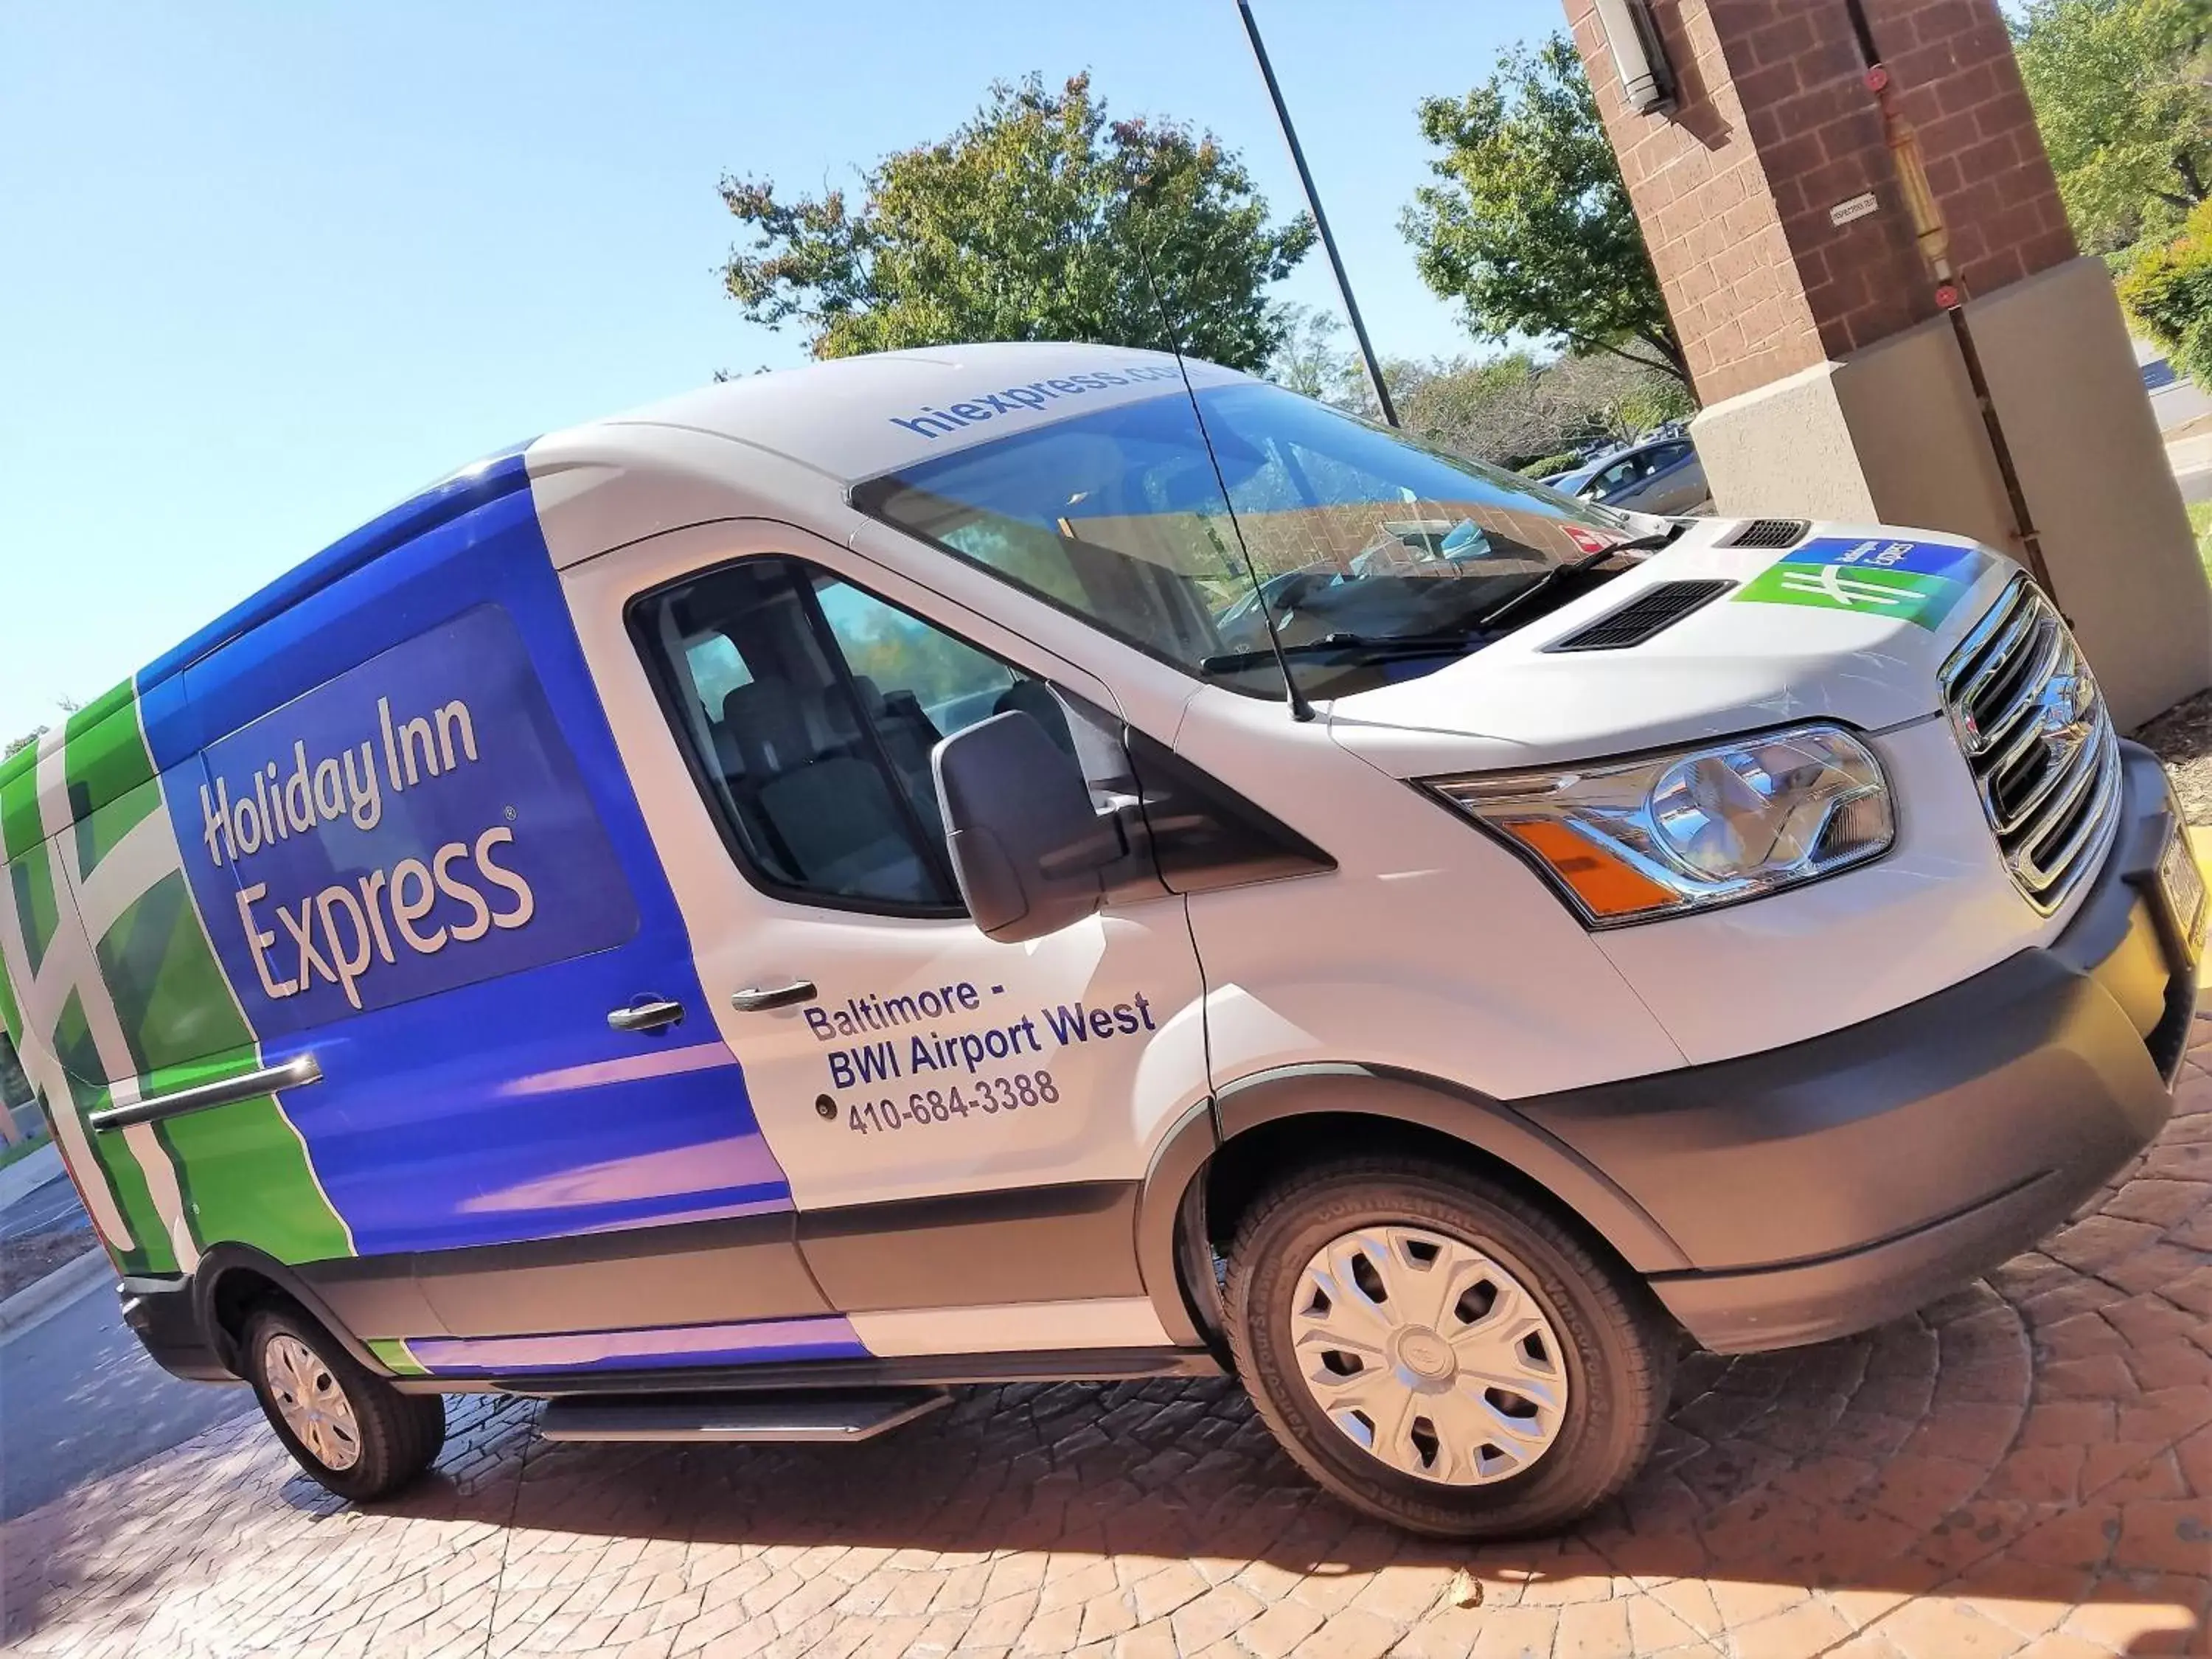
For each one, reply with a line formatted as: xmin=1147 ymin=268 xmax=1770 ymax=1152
xmin=139 ymin=448 xmax=536 ymax=735
xmin=164 ymin=471 xmax=797 ymax=1257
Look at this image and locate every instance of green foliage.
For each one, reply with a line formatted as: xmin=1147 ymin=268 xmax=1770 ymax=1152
xmin=1401 ymin=352 xmax=1691 ymax=470
xmin=1 ymin=731 xmax=41 ymax=761
xmin=1265 ymin=303 xmax=1690 ymax=470
xmin=1402 ymin=35 xmax=1688 ymax=386
xmin=1264 ymin=305 xmax=1358 ymax=401
xmin=720 ymin=74 xmax=1315 ymax=371
xmin=1521 ymin=451 xmax=1582 ymax=479
xmin=2014 ymin=0 xmax=2212 ymax=253
xmin=2119 ymin=199 xmax=2212 ymax=382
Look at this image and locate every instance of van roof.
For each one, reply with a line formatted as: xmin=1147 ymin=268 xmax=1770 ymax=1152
xmin=106 ymin=343 xmax=1237 ymax=710
xmin=560 ymin=341 xmax=1232 ymax=484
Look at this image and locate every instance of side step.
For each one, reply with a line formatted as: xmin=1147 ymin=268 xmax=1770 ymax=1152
xmin=538 ymin=1386 xmax=950 ymax=1444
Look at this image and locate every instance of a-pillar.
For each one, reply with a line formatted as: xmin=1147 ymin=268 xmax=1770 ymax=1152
xmin=1563 ymin=0 xmax=2211 ymax=727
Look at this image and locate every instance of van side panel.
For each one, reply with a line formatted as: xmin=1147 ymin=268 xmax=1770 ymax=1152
xmin=160 ymin=462 xmax=796 ymax=1261
xmin=0 ymin=454 xmax=824 ymax=1378
xmin=0 ymin=684 xmax=355 ymax=1274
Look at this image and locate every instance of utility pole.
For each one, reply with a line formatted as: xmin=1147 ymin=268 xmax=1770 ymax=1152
xmin=1235 ymin=0 xmax=1399 ymax=427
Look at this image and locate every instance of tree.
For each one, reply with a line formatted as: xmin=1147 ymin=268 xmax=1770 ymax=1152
xmin=1263 ymin=303 xmax=1357 ymax=402
xmin=2120 ymin=198 xmax=2212 ymax=379
xmin=1397 ymin=352 xmax=1692 ymax=470
xmin=1402 ymin=36 xmax=1688 ymax=388
xmin=720 ymin=74 xmax=1315 ymax=371
xmin=2014 ymin=0 xmax=2212 ymax=254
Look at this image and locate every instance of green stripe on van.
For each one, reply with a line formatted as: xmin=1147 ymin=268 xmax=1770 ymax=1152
xmin=66 ymin=692 xmax=160 ymax=879
xmin=98 ymin=866 xmax=243 ymax=1076
xmin=366 ymin=1338 xmax=428 ymax=1377
xmin=0 ymin=917 xmax=21 ymax=1048
xmin=53 ymin=992 xmax=175 ymax=1278
xmin=0 ymin=745 xmax=41 ymax=864
xmin=10 ymin=841 xmax=63 ymax=978
xmin=146 ymin=1057 xmax=352 ymax=1265
xmin=72 ymin=709 xmax=353 ymax=1268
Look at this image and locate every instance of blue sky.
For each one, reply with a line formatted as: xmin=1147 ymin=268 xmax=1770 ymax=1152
xmin=1 ymin=0 xmax=1566 ymax=742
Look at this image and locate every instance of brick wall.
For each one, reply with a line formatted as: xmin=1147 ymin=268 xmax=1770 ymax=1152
xmin=1568 ymin=0 xmax=1826 ymax=402
xmin=1563 ymin=0 xmax=2077 ymax=404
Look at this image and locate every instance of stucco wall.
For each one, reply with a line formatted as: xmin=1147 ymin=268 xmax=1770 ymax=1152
xmin=1693 ymin=257 xmax=2211 ymax=729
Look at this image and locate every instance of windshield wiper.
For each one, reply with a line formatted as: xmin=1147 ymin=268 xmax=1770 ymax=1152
xmin=1469 ymin=522 xmax=1685 ymax=635
xmin=1200 ymin=632 xmax=1486 ymax=675
xmin=1607 ymin=521 xmax=1691 ymax=554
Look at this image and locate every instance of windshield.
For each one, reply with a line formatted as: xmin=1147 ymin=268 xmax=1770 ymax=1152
xmin=851 ymin=380 xmax=1660 ymax=700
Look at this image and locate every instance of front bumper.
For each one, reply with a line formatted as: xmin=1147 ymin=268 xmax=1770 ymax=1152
xmin=1518 ymin=742 xmax=2196 ymax=1354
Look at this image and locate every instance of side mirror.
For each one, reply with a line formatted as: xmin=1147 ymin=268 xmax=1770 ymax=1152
xmin=933 ymin=711 xmax=1121 ymax=943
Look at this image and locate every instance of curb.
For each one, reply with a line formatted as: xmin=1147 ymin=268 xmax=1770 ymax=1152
xmin=0 ymin=1246 xmax=110 ymax=1338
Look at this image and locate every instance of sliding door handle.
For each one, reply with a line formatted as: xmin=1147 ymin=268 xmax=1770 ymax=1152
xmin=91 ymin=1054 xmax=321 ymax=1132
xmin=731 ymin=980 xmax=818 ymax=1013
xmin=608 ymin=998 xmax=686 ymax=1034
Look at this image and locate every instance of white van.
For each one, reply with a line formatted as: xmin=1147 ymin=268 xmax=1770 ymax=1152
xmin=4 ymin=344 xmax=2197 ymax=1539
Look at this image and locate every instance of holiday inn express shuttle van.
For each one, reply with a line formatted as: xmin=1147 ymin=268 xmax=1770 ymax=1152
xmin=6 ymin=343 xmax=2199 ymax=1537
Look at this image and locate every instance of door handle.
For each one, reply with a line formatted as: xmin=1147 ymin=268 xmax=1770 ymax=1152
xmin=91 ymin=1054 xmax=322 ymax=1132
xmin=731 ymin=980 xmax=818 ymax=1013
xmin=608 ymin=998 xmax=686 ymax=1034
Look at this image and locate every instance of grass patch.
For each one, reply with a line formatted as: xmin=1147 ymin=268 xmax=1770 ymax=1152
xmin=2193 ymin=501 xmax=2212 ymax=579
xmin=0 ymin=1129 xmax=52 ymax=1172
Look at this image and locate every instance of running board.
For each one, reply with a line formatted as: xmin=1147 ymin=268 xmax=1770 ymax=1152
xmin=537 ymin=1386 xmax=950 ymax=1444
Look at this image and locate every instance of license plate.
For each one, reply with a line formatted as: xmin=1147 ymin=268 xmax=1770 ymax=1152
xmin=2157 ymin=822 xmax=2208 ymax=961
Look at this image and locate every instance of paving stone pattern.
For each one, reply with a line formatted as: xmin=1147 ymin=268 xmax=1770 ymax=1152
xmin=5 ymin=1016 xmax=2211 ymax=1658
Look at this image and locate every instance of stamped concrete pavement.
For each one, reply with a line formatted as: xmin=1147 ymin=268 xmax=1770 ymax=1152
xmin=4 ymin=1015 xmax=2209 ymax=1659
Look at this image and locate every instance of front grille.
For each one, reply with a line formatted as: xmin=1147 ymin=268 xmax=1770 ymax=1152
xmin=1548 ymin=580 xmax=1736 ymax=651
xmin=1939 ymin=577 xmax=2121 ymax=914
xmin=1724 ymin=518 xmax=1809 ymax=549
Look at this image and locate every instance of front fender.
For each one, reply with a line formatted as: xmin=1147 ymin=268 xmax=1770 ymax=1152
xmin=1133 ymin=1063 xmax=1691 ymax=1348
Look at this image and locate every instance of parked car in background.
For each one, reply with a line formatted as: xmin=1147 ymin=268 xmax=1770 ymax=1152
xmin=1551 ymin=434 xmax=1711 ymax=516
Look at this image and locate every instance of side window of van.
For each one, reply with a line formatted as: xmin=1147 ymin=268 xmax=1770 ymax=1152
xmin=633 ymin=558 xmax=1116 ymax=917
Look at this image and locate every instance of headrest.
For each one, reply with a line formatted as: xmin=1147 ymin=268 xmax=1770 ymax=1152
xmin=722 ymin=678 xmax=814 ymax=776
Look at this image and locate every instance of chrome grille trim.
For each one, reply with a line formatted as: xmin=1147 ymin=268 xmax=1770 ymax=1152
xmin=1939 ymin=577 xmax=2120 ymax=914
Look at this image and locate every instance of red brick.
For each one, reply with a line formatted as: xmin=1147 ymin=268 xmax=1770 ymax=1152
xmin=1575 ymin=0 xmax=2070 ymax=407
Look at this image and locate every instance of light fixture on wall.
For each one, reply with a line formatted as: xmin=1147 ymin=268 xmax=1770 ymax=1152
xmin=1593 ymin=0 xmax=1677 ymax=116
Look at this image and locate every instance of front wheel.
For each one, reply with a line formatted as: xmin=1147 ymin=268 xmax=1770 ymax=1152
xmin=1225 ymin=1158 xmax=1673 ymax=1539
xmin=243 ymin=1304 xmax=446 ymax=1502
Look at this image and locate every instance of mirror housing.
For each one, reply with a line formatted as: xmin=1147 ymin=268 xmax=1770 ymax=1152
xmin=933 ymin=711 xmax=1121 ymax=943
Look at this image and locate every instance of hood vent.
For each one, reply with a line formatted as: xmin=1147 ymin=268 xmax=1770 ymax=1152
xmin=1725 ymin=518 xmax=1809 ymax=549
xmin=1548 ymin=580 xmax=1736 ymax=652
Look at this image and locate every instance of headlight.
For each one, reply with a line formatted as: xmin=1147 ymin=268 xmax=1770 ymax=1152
xmin=1427 ymin=724 xmax=1893 ymax=928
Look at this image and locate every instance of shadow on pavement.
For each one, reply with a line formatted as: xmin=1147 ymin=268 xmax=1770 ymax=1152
xmin=4 ymin=1037 xmax=2205 ymax=1655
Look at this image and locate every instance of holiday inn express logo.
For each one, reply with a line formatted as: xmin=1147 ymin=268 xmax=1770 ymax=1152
xmin=1736 ymin=538 xmax=1989 ymax=630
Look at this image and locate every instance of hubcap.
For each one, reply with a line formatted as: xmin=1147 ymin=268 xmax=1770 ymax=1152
xmin=1290 ymin=1225 xmax=1568 ymax=1486
xmin=263 ymin=1334 xmax=362 ymax=1472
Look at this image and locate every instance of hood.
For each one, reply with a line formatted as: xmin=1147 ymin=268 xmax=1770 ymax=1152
xmin=1327 ymin=518 xmax=2017 ymax=776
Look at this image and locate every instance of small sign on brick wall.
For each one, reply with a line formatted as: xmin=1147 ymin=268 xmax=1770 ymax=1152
xmin=1829 ymin=192 xmax=1880 ymax=227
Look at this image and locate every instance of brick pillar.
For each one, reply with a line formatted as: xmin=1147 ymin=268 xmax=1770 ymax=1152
xmin=1563 ymin=0 xmax=2211 ymax=727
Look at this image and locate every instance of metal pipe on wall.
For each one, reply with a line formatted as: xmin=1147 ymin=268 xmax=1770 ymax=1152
xmin=1839 ymin=0 xmax=2060 ymax=600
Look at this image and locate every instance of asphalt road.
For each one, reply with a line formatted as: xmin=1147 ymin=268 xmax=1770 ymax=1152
xmin=0 ymin=1170 xmax=91 ymax=1244
xmin=0 ymin=1171 xmax=254 ymax=1521
xmin=1 ymin=1269 xmax=255 ymax=1520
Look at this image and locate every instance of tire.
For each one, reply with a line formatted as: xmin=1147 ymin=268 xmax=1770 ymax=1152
xmin=1225 ymin=1157 xmax=1672 ymax=1540
xmin=242 ymin=1303 xmax=446 ymax=1502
